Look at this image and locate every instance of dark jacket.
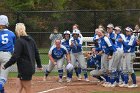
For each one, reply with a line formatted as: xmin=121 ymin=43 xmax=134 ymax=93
xmin=4 ymin=36 xmax=42 ymax=75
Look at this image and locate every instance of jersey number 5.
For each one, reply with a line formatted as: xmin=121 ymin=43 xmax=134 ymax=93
xmin=1 ymin=34 xmax=9 ymax=44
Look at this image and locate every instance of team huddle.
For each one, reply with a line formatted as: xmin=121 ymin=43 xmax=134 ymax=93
xmin=45 ymin=24 xmax=139 ymax=88
xmin=0 ymin=14 xmax=139 ymax=93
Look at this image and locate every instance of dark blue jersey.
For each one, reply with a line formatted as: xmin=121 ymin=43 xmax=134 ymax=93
xmin=87 ymin=55 xmax=101 ymax=69
xmin=0 ymin=29 xmax=16 ymax=53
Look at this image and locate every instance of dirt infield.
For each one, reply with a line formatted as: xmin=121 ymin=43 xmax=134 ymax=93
xmin=5 ymin=76 xmax=140 ymax=93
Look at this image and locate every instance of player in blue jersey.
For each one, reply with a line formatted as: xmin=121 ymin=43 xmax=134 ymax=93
xmin=119 ymin=27 xmax=138 ymax=88
xmin=112 ymin=26 xmax=126 ymax=87
xmin=86 ymin=48 xmax=104 ymax=82
xmin=72 ymin=24 xmax=82 ymax=80
xmin=0 ymin=15 xmax=16 ymax=93
xmin=69 ymin=29 xmax=89 ymax=81
xmin=44 ymin=39 xmax=71 ymax=82
xmin=96 ymin=28 xmax=120 ymax=87
xmin=61 ymin=30 xmax=73 ymax=82
xmin=107 ymin=24 xmax=116 ymax=44
xmin=61 ymin=30 xmax=71 ymax=53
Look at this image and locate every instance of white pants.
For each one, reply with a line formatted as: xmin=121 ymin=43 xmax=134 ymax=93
xmin=122 ymin=53 xmax=135 ymax=73
xmin=70 ymin=52 xmax=87 ymax=69
xmin=109 ymin=50 xmax=122 ymax=72
xmin=47 ymin=57 xmax=64 ymax=72
xmin=0 ymin=52 xmax=12 ymax=80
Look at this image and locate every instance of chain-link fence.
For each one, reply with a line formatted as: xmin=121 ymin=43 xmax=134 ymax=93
xmin=1 ymin=10 xmax=140 ymax=71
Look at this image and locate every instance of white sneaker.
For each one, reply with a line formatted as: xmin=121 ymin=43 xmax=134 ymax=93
xmin=67 ymin=78 xmax=72 ymax=83
xmin=128 ymin=84 xmax=138 ymax=88
xmin=110 ymin=83 xmax=117 ymax=87
xmin=119 ymin=83 xmax=128 ymax=87
xmin=105 ymin=83 xmax=111 ymax=87
xmin=85 ymin=78 xmax=90 ymax=82
xmin=102 ymin=82 xmax=109 ymax=87
xmin=77 ymin=75 xmax=82 ymax=81
xmin=58 ymin=79 xmax=63 ymax=83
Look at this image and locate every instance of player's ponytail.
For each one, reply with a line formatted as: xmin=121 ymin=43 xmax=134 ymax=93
xmin=15 ymin=23 xmax=27 ymax=37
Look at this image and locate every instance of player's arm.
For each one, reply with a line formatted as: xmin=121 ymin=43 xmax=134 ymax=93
xmin=48 ymin=46 xmax=56 ymax=65
xmin=122 ymin=36 xmax=135 ymax=50
xmin=48 ymin=54 xmax=56 ymax=65
xmin=104 ymin=37 xmax=113 ymax=56
xmin=66 ymin=53 xmax=71 ymax=63
xmin=4 ymin=39 xmax=22 ymax=69
xmin=76 ymin=38 xmax=82 ymax=48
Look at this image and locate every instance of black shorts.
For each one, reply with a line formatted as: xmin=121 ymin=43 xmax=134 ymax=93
xmin=18 ymin=73 xmax=33 ymax=80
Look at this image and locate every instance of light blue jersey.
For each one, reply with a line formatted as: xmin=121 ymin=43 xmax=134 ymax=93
xmin=0 ymin=29 xmax=16 ymax=53
xmin=123 ymin=35 xmax=137 ymax=53
xmin=49 ymin=45 xmax=68 ymax=60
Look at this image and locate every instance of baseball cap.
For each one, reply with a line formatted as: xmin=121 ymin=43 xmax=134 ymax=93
xmin=107 ymin=23 xmax=114 ymax=28
xmin=64 ymin=30 xmax=70 ymax=34
xmin=72 ymin=29 xmax=80 ymax=34
xmin=0 ymin=15 xmax=9 ymax=26
xmin=125 ymin=27 xmax=133 ymax=32
xmin=114 ymin=26 xmax=121 ymax=31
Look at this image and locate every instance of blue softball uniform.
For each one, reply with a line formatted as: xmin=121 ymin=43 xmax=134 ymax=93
xmin=123 ymin=35 xmax=137 ymax=53
xmin=87 ymin=55 xmax=101 ymax=69
xmin=99 ymin=36 xmax=117 ymax=56
xmin=49 ymin=45 xmax=68 ymax=60
xmin=0 ymin=29 xmax=16 ymax=53
xmin=69 ymin=37 xmax=82 ymax=53
xmin=61 ymin=39 xmax=71 ymax=53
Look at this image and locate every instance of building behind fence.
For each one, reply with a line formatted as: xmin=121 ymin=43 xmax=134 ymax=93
xmin=1 ymin=10 xmax=140 ymax=71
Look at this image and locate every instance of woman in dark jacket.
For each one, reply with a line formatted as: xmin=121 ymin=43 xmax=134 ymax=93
xmin=3 ymin=23 xmax=42 ymax=93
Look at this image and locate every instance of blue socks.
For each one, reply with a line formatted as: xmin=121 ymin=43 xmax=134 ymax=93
xmin=58 ymin=70 xmax=63 ymax=79
xmin=131 ymin=73 xmax=136 ymax=84
xmin=0 ymin=78 xmax=6 ymax=91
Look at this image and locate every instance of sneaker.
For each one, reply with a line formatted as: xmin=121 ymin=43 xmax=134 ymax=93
xmin=105 ymin=83 xmax=111 ymax=87
xmin=77 ymin=75 xmax=82 ymax=81
xmin=102 ymin=82 xmax=109 ymax=87
xmin=67 ymin=78 xmax=72 ymax=83
xmin=128 ymin=84 xmax=138 ymax=88
xmin=110 ymin=83 xmax=117 ymax=87
xmin=119 ymin=83 xmax=128 ymax=87
xmin=85 ymin=78 xmax=90 ymax=82
xmin=58 ymin=79 xmax=63 ymax=83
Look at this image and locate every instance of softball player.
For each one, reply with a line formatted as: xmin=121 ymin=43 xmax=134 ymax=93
xmin=96 ymin=28 xmax=120 ymax=87
xmin=113 ymin=26 xmax=126 ymax=86
xmin=107 ymin=24 xmax=116 ymax=44
xmin=0 ymin=15 xmax=16 ymax=93
xmin=119 ymin=27 xmax=138 ymax=88
xmin=61 ymin=30 xmax=73 ymax=82
xmin=44 ymin=39 xmax=71 ymax=82
xmin=69 ymin=29 xmax=89 ymax=81
xmin=87 ymin=48 xmax=104 ymax=82
xmin=72 ymin=24 xmax=83 ymax=79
